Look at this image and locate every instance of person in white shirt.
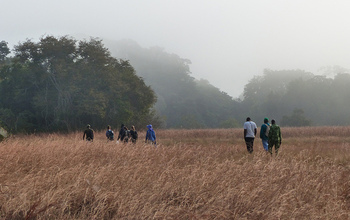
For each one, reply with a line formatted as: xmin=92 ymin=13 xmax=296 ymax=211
xmin=243 ymin=117 xmax=257 ymax=153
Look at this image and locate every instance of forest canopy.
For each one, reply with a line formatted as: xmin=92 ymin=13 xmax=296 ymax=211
xmin=0 ymin=36 xmax=157 ymax=133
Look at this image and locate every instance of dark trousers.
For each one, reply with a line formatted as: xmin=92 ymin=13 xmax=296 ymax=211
xmin=245 ymin=137 xmax=255 ymax=153
xmin=268 ymin=141 xmax=281 ymax=155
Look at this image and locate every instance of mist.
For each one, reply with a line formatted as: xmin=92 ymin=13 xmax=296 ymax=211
xmin=2 ymin=34 xmax=350 ymax=132
xmin=1 ymin=0 xmax=350 ymax=97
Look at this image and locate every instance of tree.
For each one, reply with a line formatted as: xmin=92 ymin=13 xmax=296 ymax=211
xmin=220 ymin=118 xmax=240 ymax=128
xmin=281 ymin=108 xmax=312 ymax=127
xmin=0 ymin=36 xmax=157 ymax=133
xmin=329 ymin=73 xmax=350 ymax=125
xmin=0 ymin=41 xmax=10 ymax=62
xmin=106 ymin=39 xmax=240 ymax=128
xmin=241 ymin=69 xmax=314 ymax=122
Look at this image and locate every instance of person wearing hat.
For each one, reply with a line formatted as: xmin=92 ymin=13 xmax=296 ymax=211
xmin=260 ymin=117 xmax=270 ymax=151
xmin=83 ymin=124 xmax=94 ymax=142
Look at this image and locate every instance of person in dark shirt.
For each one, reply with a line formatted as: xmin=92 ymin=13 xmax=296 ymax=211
xmin=129 ymin=125 xmax=138 ymax=144
xmin=117 ymin=124 xmax=126 ymax=142
xmin=83 ymin=124 xmax=94 ymax=142
xmin=124 ymin=126 xmax=130 ymax=143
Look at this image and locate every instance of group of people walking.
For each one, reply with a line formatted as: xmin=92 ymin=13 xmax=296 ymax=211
xmin=106 ymin=124 xmax=139 ymax=144
xmin=83 ymin=124 xmax=157 ymax=145
xmin=243 ymin=117 xmax=282 ymax=155
xmin=83 ymin=118 xmax=281 ymax=154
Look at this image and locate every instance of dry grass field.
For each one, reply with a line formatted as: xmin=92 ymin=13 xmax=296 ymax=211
xmin=1 ymin=126 xmax=350 ymax=219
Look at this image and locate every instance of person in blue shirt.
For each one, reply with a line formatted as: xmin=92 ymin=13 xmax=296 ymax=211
xmin=260 ymin=117 xmax=270 ymax=151
xmin=106 ymin=125 xmax=114 ymax=141
xmin=145 ymin=124 xmax=156 ymax=146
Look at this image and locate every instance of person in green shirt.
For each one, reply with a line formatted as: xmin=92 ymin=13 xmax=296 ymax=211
xmin=268 ymin=119 xmax=282 ymax=155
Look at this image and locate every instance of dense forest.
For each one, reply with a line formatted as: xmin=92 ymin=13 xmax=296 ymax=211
xmin=1 ymin=36 xmax=350 ymax=135
xmin=0 ymin=36 xmax=158 ymax=133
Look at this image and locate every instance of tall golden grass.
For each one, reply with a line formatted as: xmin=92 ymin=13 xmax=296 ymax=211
xmin=1 ymin=127 xmax=350 ymax=219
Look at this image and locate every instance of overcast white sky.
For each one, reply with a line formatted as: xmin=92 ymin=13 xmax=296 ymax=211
xmin=1 ymin=0 xmax=350 ymax=97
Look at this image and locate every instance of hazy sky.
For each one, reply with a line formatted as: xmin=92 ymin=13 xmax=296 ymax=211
xmin=2 ymin=0 xmax=350 ymax=97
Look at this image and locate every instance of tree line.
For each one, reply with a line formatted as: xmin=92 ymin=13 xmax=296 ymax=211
xmin=240 ymin=69 xmax=350 ymax=126
xmin=1 ymin=36 xmax=350 ymax=134
xmin=0 ymin=36 xmax=158 ymax=133
xmin=107 ymin=39 xmax=350 ymax=128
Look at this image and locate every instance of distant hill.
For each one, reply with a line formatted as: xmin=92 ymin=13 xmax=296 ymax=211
xmin=105 ymin=39 xmax=240 ymax=128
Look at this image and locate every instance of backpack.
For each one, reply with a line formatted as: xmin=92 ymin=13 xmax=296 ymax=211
xmin=265 ymin=123 xmax=270 ymax=137
xmin=108 ymin=130 xmax=114 ymax=140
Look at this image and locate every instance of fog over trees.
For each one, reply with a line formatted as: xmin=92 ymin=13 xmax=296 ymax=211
xmin=106 ymin=39 xmax=240 ymax=129
xmin=106 ymin=39 xmax=350 ymax=128
xmin=240 ymin=69 xmax=350 ymax=126
xmin=1 ymin=36 xmax=350 ymax=133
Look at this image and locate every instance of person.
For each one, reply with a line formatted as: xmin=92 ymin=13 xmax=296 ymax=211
xmin=129 ymin=125 xmax=138 ymax=143
xmin=145 ymin=124 xmax=156 ymax=146
xmin=243 ymin=117 xmax=257 ymax=153
xmin=260 ymin=117 xmax=270 ymax=151
xmin=83 ymin=124 xmax=94 ymax=142
xmin=268 ymin=119 xmax=282 ymax=156
xmin=106 ymin=125 xmax=114 ymax=141
xmin=123 ymin=126 xmax=130 ymax=143
xmin=117 ymin=124 xmax=126 ymax=142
